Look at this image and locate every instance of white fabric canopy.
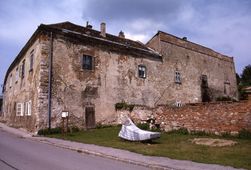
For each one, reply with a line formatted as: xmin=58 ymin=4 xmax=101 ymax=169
xmin=118 ymin=118 xmax=160 ymax=141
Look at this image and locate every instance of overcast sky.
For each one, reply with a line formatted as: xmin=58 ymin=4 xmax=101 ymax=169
xmin=0 ymin=0 xmax=251 ymax=90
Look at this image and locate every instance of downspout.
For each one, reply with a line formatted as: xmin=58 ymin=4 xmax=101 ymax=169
xmin=48 ymin=32 xmax=53 ymax=130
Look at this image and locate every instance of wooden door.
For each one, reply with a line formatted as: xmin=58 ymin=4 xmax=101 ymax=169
xmin=85 ymin=107 xmax=95 ymax=129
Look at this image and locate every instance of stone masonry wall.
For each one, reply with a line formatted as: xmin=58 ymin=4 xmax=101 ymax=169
xmin=147 ymin=32 xmax=238 ymax=104
xmin=2 ymin=37 xmax=42 ymax=131
xmin=124 ymin=99 xmax=251 ymax=135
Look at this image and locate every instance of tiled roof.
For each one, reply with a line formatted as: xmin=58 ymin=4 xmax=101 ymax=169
xmin=46 ymin=22 xmax=151 ymax=51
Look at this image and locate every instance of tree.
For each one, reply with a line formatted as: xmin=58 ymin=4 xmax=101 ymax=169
xmin=241 ymin=64 xmax=251 ymax=86
xmin=236 ymin=73 xmax=241 ymax=85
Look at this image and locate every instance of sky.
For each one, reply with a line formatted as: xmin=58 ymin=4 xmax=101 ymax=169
xmin=0 ymin=0 xmax=251 ymax=92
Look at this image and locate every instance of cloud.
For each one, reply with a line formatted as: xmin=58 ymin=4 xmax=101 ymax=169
xmin=0 ymin=0 xmax=251 ymax=87
xmin=0 ymin=0 xmax=85 ymax=85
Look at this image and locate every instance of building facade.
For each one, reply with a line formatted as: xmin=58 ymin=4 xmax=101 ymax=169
xmin=2 ymin=22 xmax=238 ymax=132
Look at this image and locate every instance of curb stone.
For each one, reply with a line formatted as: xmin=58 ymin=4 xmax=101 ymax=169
xmin=33 ymin=138 xmax=173 ymax=170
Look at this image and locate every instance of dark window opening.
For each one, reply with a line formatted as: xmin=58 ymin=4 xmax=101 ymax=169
xmin=21 ymin=60 xmax=25 ymax=78
xmin=138 ymin=65 xmax=146 ymax=78
xmin=201 ymin=75 xmax=210 ymax=102
xmin=29 ymin=53 xmax=34 ymax=71
xmin=82 ymin=55 xmax=93 ymax=70
xmin=175 ymin=71 xmax=181 ymax=84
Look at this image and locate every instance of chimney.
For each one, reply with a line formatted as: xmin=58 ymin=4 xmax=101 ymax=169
xmin=182 ymin=37 xmax=187 ymax=41
xmin=118 ymin=31 xmax=125 ymax=38
xmin=86 ymin=21 xmax=92 ymax=29
xmin=100 ymin=22 xmax=106 ymax=37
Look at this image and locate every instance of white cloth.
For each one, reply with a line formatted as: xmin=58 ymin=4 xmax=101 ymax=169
xmin=118 ymin=118 xmax=160 ymax=141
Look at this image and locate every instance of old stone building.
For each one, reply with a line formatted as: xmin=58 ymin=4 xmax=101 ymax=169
xmin=2 ymin=22 xmax=237 ymax=132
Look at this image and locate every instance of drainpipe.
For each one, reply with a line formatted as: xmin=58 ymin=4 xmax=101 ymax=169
xmin=48 ymin=32 xmax=53 ymax=130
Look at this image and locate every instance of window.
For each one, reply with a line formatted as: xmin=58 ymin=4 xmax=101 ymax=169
xmin=21 ymin=60 xmax=25 ymax=78
xmin=16 ymin=103 xmax=24 ymax=116
xmin=82 ymin=55 xmax=93 ymax=70
xmin=15 ymin=67 xmax=19 ymax=82
xmin=25 ymin=101 xmax=31 ymax=116
xmin=29 ymin=52 xmax=34 ymax=71
xmin=9 ymin=74 xmax=13 ymax=88
xmin=138 ymin=65 xmax=146 ymax=78
xmin=175 ymin=71 xmax=181 ymax=84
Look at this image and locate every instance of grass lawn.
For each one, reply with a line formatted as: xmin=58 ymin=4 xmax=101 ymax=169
xmin=47 ymin=126 xmax=251 ymax=170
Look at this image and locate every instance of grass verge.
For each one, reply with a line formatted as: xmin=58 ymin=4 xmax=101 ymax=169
xmin=47 ymin=126 xmax=251 ymax=170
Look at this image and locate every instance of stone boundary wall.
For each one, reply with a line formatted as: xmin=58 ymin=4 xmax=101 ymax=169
xmin=119 ymin=99 xmax=251 ymax=135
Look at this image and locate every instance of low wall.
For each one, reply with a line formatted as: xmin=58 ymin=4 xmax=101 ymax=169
xmin=118 ymin=99 xmax=251 ymax=135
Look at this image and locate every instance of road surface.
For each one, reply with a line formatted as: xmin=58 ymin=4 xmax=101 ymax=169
xmin=0 ymin=129 xmax=149 ymax=170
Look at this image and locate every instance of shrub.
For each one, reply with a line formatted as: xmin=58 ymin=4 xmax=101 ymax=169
xmin=96 ymin=124 xmax=113 ymax=129
xmin=70 ymin=126 xmax=80 ymax=133
xmin=168 ymin=128 xmax=189 ymax=135
xmin=190 ymin=130 xmax=208 ymax=136
xmin=238 ymin=129 xmax=251 ymax=139
xmin=115 ymin=102 xmax=134 ymax=112
xmin=37 ymin=126 xmax=79 ymax=135
xmin=137 ymin=123 xmax=149 ymax=130
xmin=216 ymin=96 xmax=232 ymax=102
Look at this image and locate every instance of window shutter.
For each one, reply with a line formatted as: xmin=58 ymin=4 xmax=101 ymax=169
xmin=92 ymin=56 xmax=95 ymax=70
xmin=81 ymin=56 xmax=84 ymax=69
xmin=19 ymin=65 xmax=22 ymax=77
xmin=16 ymin=103 xmax=24 ymax=116
xmin=28 ymin=101 xmax=31 ymax=116
xmin=20 ymin=103 xmax=24 ymax=116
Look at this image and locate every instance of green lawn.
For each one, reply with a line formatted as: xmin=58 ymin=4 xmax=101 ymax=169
xmin=47 ymin=126 xmax=251 ymax=170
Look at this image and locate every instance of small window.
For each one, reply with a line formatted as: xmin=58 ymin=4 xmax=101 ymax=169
xmin=15 ymin=67 xmax=19 ymax=82
xmin=25 ymin=101 xmax=31 ymax=116
xmin=175 ymin=71 xmax=181 ymax=84
xmin=21 ymin=60 xmax=25 ymax=78
xmin=138 ymin=65 xmax=146 ymax=78
xmin=16 ymin=103 xmax=24 ymax=116
xmin=29 ymin=52 xmax=34 ymax=71
xmin=82 ymin=55 xmax=93 ymax=70
xmin=9 ymin=74 xmax=13 ymax=88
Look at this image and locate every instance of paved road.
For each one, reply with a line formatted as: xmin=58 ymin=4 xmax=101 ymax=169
xmin=0 ymin=129 xmax=149 ymax=170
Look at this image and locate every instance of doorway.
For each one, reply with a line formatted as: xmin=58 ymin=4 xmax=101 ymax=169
xmin=85 ymin=106 xmax=95 ymax=129
xmin=201 ymin=75 xmax=211 ymax=102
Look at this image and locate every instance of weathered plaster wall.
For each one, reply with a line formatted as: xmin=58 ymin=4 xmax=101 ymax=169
xmin=47 ymin=31 xmax=238 ymax=129
xmin=2 ymin=29 xmax=239 ymax=132
xmin=48 ymin=34 xmax=164 ymax=128
xmin=147 ymin=33 xmax=238 ymax=104
xmin=2 ymin=37 xmax=43 ymax=131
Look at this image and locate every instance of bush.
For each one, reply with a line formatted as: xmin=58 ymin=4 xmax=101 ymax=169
xmin=168 ymin=128 xmax=189 ymax=135
xmin=96 ymin=124 xmax=113 ymax=129
xmin=37 ymin=126 xmax=80 ymax=135
xmin=137 ymin=123 xmax=149 ymax=130
xmin=70 ymin=126 xmax=80 ymax=133
xmin=115 ymin=102 xmax=134 ymax=112
xmin=216 ymin=96 xmax=233 ymax=102
xmin=238 ymin=129 xmax=251 ymax=139
xmin=190 ymin=130 xmax=208 ymax=136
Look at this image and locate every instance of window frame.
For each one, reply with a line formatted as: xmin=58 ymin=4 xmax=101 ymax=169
xmin=15 ymin=67 xmax=19 ymax=83
xmin=82 ymin=55 xmax=93 ymax=70
xmin=9 ymin=74 xmax=13 ymax=88
xmin=21 ymin=60 xmax=25 ymax=78
xmin=16 ymin=103 xmax=24 ymax=116
xmin=138 ymin=65 xmax=147 ymax=79
xmin=25 ymin=101 xmax=32 ymax=116
xmin=29 ymin=52 xmax=34 ymax=72
xmin=175 ymin=71 xmax=181 ymax=84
